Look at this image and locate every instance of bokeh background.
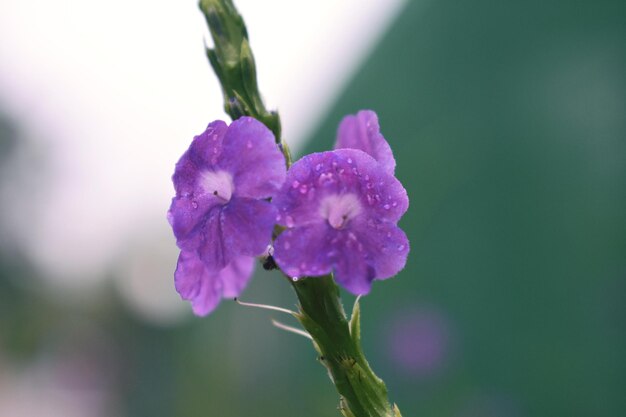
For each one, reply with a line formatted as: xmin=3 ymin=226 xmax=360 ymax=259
xmin=1 ymin=0 xmax=624 ymax=416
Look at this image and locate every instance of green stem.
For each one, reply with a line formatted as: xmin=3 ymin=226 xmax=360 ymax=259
xmin=292 ymin=276 xmax=401 ymax=417
xmin=199 ymin=1 xmax=401 ymax=415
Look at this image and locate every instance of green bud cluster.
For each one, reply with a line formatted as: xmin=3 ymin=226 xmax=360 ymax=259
xmin=199 ymin=0 xmax=282 ymax=145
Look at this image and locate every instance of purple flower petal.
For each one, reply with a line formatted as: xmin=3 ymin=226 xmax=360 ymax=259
xmin=274 ymin=218 xmax=408 ymax=294
xmin=175 ymin=251 xmax=255 ymax=316
xmin=273 ymin=224 xmax=334 ymax=278
xmin=172 ymin=120 xmax=228 ymax=197
xmin=335 ymin=110 xmax=395 ymax=175
xmin=217 ymin=117 xmax=286 ymax=199
xmin=167 ymin=195 xmax=220 ymax=248
xmin=220 ymin=255 xmax=255 ymax=298
xmin=175 ymin=250 xmax=223 ymax=316
xmin=273 ymin=148 xmax=409 ymax=294
xmin=220 ymin=197 xmax=278 ymax=258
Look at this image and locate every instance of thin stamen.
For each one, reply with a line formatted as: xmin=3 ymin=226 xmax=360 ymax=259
xmin=234 ymin=297 xmax=297 ymax=315
xmin=271 ymin=319 xmax=312 ymax=340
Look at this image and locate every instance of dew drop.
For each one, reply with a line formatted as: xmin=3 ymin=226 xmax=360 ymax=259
xmin=383 ymin=204 xmax=391 ymax=210
xmin=392 ymin=202 xmax=398 ymax=207
xmin=191 ymin=201 xmax=198 ymax=209
xmin=315 ymin=163 xmax=323 ymax=171
xmin=299 ymin=184 xmax=308 ymax=194
xmin=285 ymin=216 xmax=295 ymax=228
xmin=366 ymin=182 xmax=374 ymax=189
xmin=292 ymin=180 xmax=300 ymax=188
xmin=339 ymin=169 xmax=345 ymax=174
xmin=284 ymin=241 xmax=291 ymax=250
xmin=212 ymin=134 xmax=218 ymax=141
xmin=386 ymin=232 xmax=392 ymax=238
xmin=397 ymin=244 xmax=405 ymax=251
xmin=347 ymin=158 xmax=353 ymax=164
xmin=246 ymin=140 xmax=253 ymax=149
xmin=292 ymin=276 xmax=300 ymax=282
xmin=352 ymin=168 xmax=359 ymax=175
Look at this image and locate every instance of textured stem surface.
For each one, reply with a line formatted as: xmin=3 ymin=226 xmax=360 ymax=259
xmin=292 ymin=276 xmax=400 ymax=417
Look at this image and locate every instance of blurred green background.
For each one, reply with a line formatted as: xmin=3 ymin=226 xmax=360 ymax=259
xmin=1 ymin=0 xmax=624 ymax=416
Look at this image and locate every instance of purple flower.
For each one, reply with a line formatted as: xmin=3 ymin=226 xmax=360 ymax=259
xmin=272 ymin=148 xmax=409 ymax=294
xmin=334 ymin=110 xmax=395 ymax=175
xmin=168 ymin=117 xmax=286 ymax=313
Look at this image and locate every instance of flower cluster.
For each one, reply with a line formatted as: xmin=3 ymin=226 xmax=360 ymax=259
xmin=168 ymin=111 xmax=409 ymax=315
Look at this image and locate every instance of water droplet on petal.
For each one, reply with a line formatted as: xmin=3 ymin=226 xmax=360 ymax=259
xmin=292 ymin=180 xmax=300 ymax=188
xmin=386 ymin=232 xmax=392 ymax=238
xmin=246 ymin=140 xmax=253 ymax=149
xmin=285 ymin=216 xmax=295 ymax=228
xmin=191 ymin=201 xmax=198 ymax=209
xmin=284 ymin=241 xmax=291 ymax=250
xmin=392 ymin=202 xmax=398 ymax=207
xmin=347 ymin=158 xmax=353 ymax=164
xmin=299 ymin=184 xmax=308 ymax=194
xmin=397 ymin=244 xmax=405 ymax=251
xmin=352 ymin=168 xmax=359 ymax=175
xmin=315 ymin=163 xmax=323 ymax=171
xmin=292 ymin=276 xmax=300 ymax=282
xmin=384 ymin=204 xmax=391 ymax=210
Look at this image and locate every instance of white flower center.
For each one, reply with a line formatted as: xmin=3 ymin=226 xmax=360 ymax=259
xmin=319 ymin=193 xmax=362 ymax=229
xmin=200 ymin=170 xmax=234 ymax=202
